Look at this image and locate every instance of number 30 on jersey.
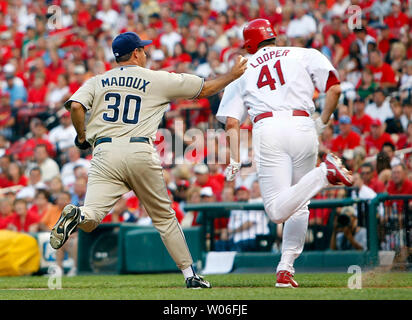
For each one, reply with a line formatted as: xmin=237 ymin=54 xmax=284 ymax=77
xmin=103 ymin=93 xmax=141 ymax=124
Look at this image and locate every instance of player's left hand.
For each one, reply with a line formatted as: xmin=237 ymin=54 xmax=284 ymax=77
xmin=75 ymin=135 xmax=92 ymax=150
xmin=314 ymin=117 xmax=327 ymax=135
xmin=225 ymin=158 xmax=241 ymax=181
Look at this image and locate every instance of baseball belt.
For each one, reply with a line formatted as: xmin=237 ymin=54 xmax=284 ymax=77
xmin=253 ymin=110 xmax=310 ymax=123
xmin=94 ymin=136 xmax=150 ymax=147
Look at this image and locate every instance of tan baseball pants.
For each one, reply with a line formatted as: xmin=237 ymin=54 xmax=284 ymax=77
xmin=78 ymin=137 xmax=193 ymax=270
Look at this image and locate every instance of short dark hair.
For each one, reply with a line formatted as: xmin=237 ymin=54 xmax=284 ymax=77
xmin=115 ymin=51 xmax=134 ymax=63
xmin=14 ymin=198 xmax=27 ymax=207
xmin=115 ymin=47 xmax=143 ymax=63
xmin=257 ymin=38 xmax=277 ymax=50
xmin=35 ymin=188 xmax=50 ymax=200
xmin=361 ymin=162 xmax=373 ymax=171
xmin=382 ymin=142 xmax=395 ymax=152
xmin=30 ymin=166 xmax=41 ymax=174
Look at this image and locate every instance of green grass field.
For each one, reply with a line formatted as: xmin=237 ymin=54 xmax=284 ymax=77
xmin=0 ymin=272 xmax=411 ymax=300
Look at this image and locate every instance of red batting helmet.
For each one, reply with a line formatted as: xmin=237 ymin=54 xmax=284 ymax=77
xmin=243 ymin=19 xmax=277 ymax=54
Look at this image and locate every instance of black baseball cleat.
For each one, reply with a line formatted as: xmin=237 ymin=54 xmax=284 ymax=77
xmin=186 ymin=275 xmax=212 ymax=289
xmin=50 ymin=204 xmax=81 ymax=250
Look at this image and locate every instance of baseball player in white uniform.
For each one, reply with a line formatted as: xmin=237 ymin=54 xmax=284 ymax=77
xmin=49 ymin=32 xmax=247 ymax=288
xmin=217 ymin=19 xmax=353 ymax=287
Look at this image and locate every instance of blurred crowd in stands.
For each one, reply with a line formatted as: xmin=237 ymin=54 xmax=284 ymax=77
xmin=0 ymin=0 xmax=411 ymax=258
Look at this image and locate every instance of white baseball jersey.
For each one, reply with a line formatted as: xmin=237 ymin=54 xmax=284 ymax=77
xmin=216 ymin=46 xmax=339 ymax=124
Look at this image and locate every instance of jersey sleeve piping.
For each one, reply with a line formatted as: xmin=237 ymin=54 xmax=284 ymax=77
xmin=190 ymin=77 xmax=205 ymax=99
xmin=64 ymin=99 xmax=89 ymax=111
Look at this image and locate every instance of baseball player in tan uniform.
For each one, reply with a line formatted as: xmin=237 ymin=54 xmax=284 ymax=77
xmin=49 ymin=32 xmax=247 ymax=288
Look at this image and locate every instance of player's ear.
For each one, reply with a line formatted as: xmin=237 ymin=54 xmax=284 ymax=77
xmin=131 ymin=48 xmax=139 ymax=59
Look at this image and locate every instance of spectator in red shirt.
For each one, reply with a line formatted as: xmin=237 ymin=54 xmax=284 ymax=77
xmin=208 ymin=163 xmax=225 ymax=195
xmin=352 ymin=96 xmax=374 ymax=134
xmin=364 ymin=118 xmax=394 ymax=155
xmin=360 ymin=162 xmax=386 ymax=193
xmin=331 ymin=115 xmax=361 ymax=156
xmin=384 ymin=1 xmax=410 ymax=32
xmin=386 ymin=163 xmax=412 ymax=211
xmin=322 ymin=15 xmax=342 ymax=42
xmin=9 ymin=118 xmax=56 ymax=161
xmin=0 ymin=154 xmax=11 ymax=188
xmin=69 ymin=64 xmax=87 ymax=94
xmin=8 ymin=198 xmax=40 ymax=233
xmin=193 ymin=163 xmax=221 ymax=197
xmin=377 ymin=25 xmax=394 ymax=56
xmin=396 ymin=121 xmax=412 ymax=151
xmin=163 ymin=42 xmax=192 ymax=70
xmin=2 ymin=162 xmax=28 ymax=188
xmin=45 ymin=50 xmax=66 ymax=85
xmin=85 ymin=5 xmax=103 ymax=36
xmin=148 ymin=12 xmax=163 ymax=30
xmin=27 ymin=72 xmax=48 ymax=105
xmin=0 ymin=197 xmax=14 ymax=229
xmin=387 ymin=163 xmax=412 ymax=194
xmin=367 ymin=49 xmax=397 ymax=90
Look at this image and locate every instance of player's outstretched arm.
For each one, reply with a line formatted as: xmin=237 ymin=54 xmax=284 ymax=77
xmin=315 ymin=84 xmax=341 ymax=135
xmin=197 ymin=55 xmax=247 ymax=99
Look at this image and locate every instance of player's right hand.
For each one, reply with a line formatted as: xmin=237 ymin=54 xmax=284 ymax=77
xmin=75 ymin=135 xmax=92 ymax=150
xmin=230 ymin=55 xmax=248 ymax=80
xmin=225 ymin=158 xmax=241 ymax=181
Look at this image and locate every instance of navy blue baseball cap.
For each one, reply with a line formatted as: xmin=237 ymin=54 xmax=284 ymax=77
xmin=112 ymin=32 xmax=152 ymax=58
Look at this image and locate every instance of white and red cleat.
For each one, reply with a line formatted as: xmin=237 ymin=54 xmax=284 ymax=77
xmin=324 ymin=153 xmax=354 ymax=187
xmin=275 ymin=270 xmax=299 ymax=288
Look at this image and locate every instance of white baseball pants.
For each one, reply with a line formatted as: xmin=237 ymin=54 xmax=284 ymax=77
xmin=252 ymin=112 xmax=329 ymax=274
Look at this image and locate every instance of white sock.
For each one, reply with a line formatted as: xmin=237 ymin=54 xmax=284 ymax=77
xmin=182 ymin=266 xmax=195 ymax=279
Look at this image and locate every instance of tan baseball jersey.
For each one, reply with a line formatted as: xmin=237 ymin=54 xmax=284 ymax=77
xmin=64 ymin=65 xmax=204 ymax=145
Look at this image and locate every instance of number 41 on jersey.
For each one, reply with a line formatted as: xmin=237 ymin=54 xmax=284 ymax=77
xmin=257 ymin=60 xmax=285 ymax=91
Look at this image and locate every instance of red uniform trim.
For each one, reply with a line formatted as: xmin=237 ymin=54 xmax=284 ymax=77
xmin=325 ymin=70 xmax=340 ymax=92
xmin=253 ymin=110 xmax=309 ymax=123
